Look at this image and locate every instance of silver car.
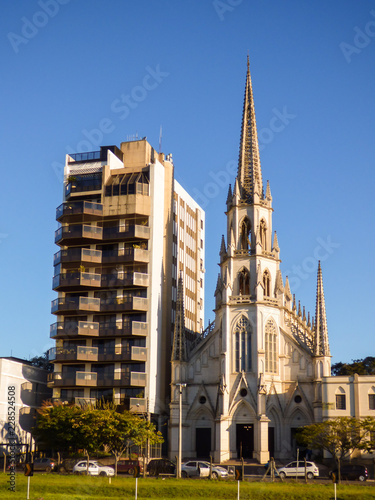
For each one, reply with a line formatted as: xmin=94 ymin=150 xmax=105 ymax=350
xmin=181 ymin=460 xmax=229 ymax=479
xmin=277 ymin=461 xmax=319 ymax=479
xmin=73 ymin=460 xmax=115 ymax=476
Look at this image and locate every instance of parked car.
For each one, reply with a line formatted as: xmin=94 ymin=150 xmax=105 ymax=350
xmin=116 ymin=459 xmax=143 ymax=475
xmin=72 ymin=460 xmax=115 ymax=476
xmin=181 ymin=461 xmax=229 ymax=479
xmin=329 ymin=464 xmax=368 ymax=481
xmin=277 ymin=461 xmax=319 ymax=479
xmin=33 ymin=458 xmax=56 ymax=473
xmin=147 ymin=458 xmax=176 ymax=476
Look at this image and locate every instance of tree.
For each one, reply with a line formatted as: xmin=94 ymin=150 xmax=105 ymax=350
xmin=33 ymin=401 xmax=84 ymax=460
xmin=33 ymin=401 xmax=164 ymax=474
xmin=29 ymin=351 xmax=53 ymax=372
xmin=91 ymin=402 xmax=163 ymax=475
xmin=331 ymin=357 xmax=375 ymax=376
xmin=295 ymin=417 xmax=370 ymax=467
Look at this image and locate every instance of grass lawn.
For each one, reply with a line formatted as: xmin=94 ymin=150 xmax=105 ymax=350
xmin=1 ymin=473 xmax=375 ymax=500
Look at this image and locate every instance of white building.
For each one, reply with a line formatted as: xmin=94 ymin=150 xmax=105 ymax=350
xmin=0 ymin=357 xmax=51 ymax=457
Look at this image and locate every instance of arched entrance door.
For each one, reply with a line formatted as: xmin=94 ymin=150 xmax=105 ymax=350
xmin=236 ymin=424 xmax=254 ymax=459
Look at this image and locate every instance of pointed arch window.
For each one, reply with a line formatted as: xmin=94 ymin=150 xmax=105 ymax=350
xmin=260 ymin=219 xmax=267 ymax=250
xmin=265 ymin=320 xmax=277 ymax=374
xmin=263 ymin=270 xmax=271 ymax=297
xmin=234 ymin=316 xmax=252 ymax=372
xmin=238 ymin=268 xmax=250 ymax=295
xmin=240 ymin=218 xmax=251 ymax=251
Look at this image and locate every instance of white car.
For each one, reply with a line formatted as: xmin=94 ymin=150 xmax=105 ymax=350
xmin=277 ymin=461 xmax=319 ymax=479
xmin=181 ymin=461 xmax=229 ymax=479
xmin=73 ymin=460 xmax=115 ymax=476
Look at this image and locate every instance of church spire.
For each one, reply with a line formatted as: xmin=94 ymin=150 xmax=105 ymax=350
xmin=237 ymin=56 xmax=263 ymax=202
xmin=314 ymin=261 xmax=330 ymax=356
xmin=172 ymin=273 xmax=187 ymax=362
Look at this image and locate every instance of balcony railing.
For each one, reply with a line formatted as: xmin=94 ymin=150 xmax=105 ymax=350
xmin=97 ymin=346 xmax=147 ymax=362
xmin=51 ymin=296 xmax=100 ymax=314
xmin=55 ymin=224 xmax=103 ymax=244
xmin=101 ymin=272 xmax=149 ymax=288
xmin=48 ymin=346 xmax=98 ymax=362
xmin=50 ymin=321 xmax=99 ymax=338
xmin=100 ymin=296 xmax=148 ymax=312
xmin=53 ymin=272 xmax=101 ymax=290
xmin=98 ymin=320 xmax=148 ymax=337
xmin=56 ymin=201 xmax=103 ymax=221
xmin=95 ymin=371 xmax=146 ymax=387
xmin=102 ymin=225 xmax=150 ymax=241
xmin=102 ymin=247 xmax=149 ymax=264
xmin=54 ymin=248 xmax=102 ymax=266
xmin=48 ymin=371 xmax=97 ymax=387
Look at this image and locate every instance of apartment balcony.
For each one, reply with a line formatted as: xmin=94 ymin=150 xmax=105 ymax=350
xmin=53 ymin=272 xmax=101 ymax=291
xmin=97 ymin=346 xmax=147 ymax=363
xmin=116 ymin=397 xmax=147 ymax=413
xmin=96 ymin=371 xmax=146 ymax=387
xmin=102 ymin=225 xmax=150 ymax=241
xmin=98 ymin=321 xmax=148 ymax=337
xmin=56 ymin=201 xmax=103 ymax=222
xmin=102 ymin=247 xmax=149 ymax=264
xmin=65 ymin=177 xmax=102 ymax=198
xmin=74 ymin=397 xmax=96 ymax=407
xmin=100 ymin=296 xmax=148 ymax=313
xmin=47 ymin=371 xmax=97 ymax=388
xmin=55 ymin=224 xmax=103 ymax=245
xmin=100 ymin=272 xmax=149 ymax=288
xmin=54 ymin=248 xmax=102 ymax=266
xmin=48 ymin=346 xmax=98 ymax=362
xmin=51 ymin=296 xmax=100 ymax=314
xmin=50 ymin=321 xmax=99 ymax=338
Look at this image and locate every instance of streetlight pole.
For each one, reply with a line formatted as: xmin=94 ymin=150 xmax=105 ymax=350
xmin=176 ymin=383 xmax=186 ymax=478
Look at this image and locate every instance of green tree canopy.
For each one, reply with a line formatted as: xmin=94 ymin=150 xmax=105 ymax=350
xmin=295 ymin=417 xmax=375 ymax=465
xmin=33 ymin=401 xmax=163 ymax=474
xmin=331 ymin=356 xmax=375 ymax=376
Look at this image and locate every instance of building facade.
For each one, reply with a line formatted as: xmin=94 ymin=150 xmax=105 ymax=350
xmin=48 ymin=139 xmax=204 ymax=426
xmin=169 ymin=59 xmax=375 ymax=464
xmin=0 ymin=357 xmax=51 ymax=457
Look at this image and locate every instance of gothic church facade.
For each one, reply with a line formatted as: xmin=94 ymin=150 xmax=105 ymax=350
xmin=169 ymin=59 xmax=332 ymax=463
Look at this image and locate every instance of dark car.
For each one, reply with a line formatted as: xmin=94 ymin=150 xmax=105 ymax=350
xmin=33 ymin=458 xmax=56 ymax=472
xmin=329 ymin=464 xmax=368 ymax=481
xmin=116 ymin=459 xmax=143 ymax=475
xmin=147 ymin=458 xmax=176 ymax=476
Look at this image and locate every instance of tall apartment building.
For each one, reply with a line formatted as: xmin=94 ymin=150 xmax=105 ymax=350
xmin=48 ymin=139 xmax=205 ymax=424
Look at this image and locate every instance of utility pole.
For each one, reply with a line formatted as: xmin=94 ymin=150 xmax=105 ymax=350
xmin=176 ymin=383 xmax=186 ymax=478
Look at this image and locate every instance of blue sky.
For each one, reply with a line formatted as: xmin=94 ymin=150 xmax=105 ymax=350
xmin=0 ymin=0 xmax=374 ymax=364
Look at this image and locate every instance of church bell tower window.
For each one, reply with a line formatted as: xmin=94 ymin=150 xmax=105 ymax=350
xmin=265 ymin=320 xmax=277 ymax=374
xmin=234 ymin=316 xmax=252 ymax=372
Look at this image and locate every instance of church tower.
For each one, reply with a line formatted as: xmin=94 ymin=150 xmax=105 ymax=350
xmin=169 ymin=58 xmax=331 ymax=464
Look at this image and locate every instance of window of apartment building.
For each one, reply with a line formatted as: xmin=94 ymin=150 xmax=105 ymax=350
xmin=201 ymin=219 xmax=203 ymax=229
xmin=336 ymin=393 xmax=346 ymax=410
xmin=369 ymin=393 xmax=375 ymax=410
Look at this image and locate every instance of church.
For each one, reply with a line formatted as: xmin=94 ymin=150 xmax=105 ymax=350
xmin=169 ymin=59 xmax=375 ymax=463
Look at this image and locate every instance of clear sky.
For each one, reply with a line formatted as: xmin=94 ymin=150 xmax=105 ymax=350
xmin=0 ymin=0 xmax=374 ymax=365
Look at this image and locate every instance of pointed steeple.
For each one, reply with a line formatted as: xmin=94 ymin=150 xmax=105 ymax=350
xmin=237 ymin=56 xmax=263 ymax=202
xmin=314 ymin=261 xmax=330 ymax=356
xmin=226 ymin=184 xmax=232 ymax=204
xmin=284 ymin=276 xmax=292 ymax=301
xmin=220 ymin=235 xmax=226 ymax=255
xmin=171 ymin=273 xmax=187 ymax=362
xmin=272 ymin=231 xmax=280 ymax=253
xmin=265 ymin=180 xmax=272 ymax=201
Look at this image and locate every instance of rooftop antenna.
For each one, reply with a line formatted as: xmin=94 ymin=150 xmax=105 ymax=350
xmin=159 ymin=125 xmax=162 ymax=154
